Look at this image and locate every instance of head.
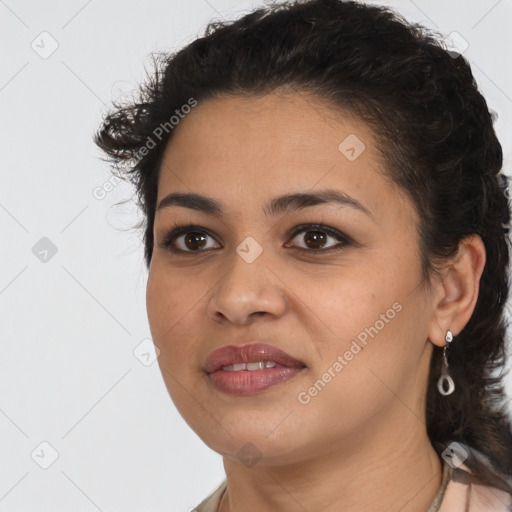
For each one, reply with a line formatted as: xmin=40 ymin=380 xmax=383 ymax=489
xmin=95 ymin=0 xmax=512 ymax=480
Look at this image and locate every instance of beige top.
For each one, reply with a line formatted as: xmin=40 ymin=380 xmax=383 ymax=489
xmin=193 ymin=460 xmax=512 ymax=512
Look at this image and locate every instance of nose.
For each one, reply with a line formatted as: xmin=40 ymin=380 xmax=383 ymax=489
xmin=206 ymin=246 xmax=288 ymax=326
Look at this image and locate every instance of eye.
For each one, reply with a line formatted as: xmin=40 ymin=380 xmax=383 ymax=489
xmin=285 ymin=223 xmax=352 ymax=253
xmin=159 ymin=224 xmax=220 ymax=253
xmin=158 ymin=223 xmax=352 ymax=254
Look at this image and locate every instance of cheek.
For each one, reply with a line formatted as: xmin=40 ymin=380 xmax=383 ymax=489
xmin=314 ymin=289 xmax=428 ymax=414
xmin=146 ymin=267 xmax=199 ymax=367
xmin=297 ymin=304 xmax=414 ymax=435
xmin=309 ymin=268 xmax=396 ymax=345
xmin=307 ymin=260 xmax=422 ymax=385
xmin=146 ymin=269 xmax=209 ymax=420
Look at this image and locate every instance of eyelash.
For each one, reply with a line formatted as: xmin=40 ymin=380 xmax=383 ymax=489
xmin=158 ymin=222 xmax=353 ymax=255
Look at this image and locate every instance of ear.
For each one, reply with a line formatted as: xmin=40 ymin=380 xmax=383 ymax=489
xmin=427 ymin=235 xmax=486 ymax=347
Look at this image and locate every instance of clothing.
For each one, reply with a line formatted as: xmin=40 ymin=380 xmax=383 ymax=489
xmin=193 ymin=459 xmax=512 ymax=512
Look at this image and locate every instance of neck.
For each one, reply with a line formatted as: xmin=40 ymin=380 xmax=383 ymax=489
xmin=219 ymin=418 xmax=443 ymax=512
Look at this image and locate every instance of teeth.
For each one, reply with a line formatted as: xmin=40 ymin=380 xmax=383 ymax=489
xmin=221 ymin=361 xmax=278 ymax=371
xmin=246 ymin=361 xmax=265 ymax=371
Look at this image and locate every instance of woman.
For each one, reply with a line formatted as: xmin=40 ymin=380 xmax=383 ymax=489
xmin=94 ymin=0 xmax=512 ymax=510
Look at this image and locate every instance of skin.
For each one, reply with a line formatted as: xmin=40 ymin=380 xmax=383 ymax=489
xmin=146 ymin=90 xmax=486 ymax=512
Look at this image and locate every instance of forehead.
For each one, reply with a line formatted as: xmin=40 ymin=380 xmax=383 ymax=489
xmin=156 ymin=91 xmax=412 ymax=224
xmin=160 ymin=92 xmax=375 ymax=180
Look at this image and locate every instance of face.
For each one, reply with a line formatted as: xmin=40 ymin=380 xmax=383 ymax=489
xmin=146 ymin=91 xmax=437 ymax=466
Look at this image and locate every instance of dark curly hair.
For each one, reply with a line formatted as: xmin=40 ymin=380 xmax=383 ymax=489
xmin=94 ymin=0 xmax=512 ymax=492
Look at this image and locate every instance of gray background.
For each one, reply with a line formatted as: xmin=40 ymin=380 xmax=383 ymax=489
xmin=1 ymin=0 xmax=512 ymax=511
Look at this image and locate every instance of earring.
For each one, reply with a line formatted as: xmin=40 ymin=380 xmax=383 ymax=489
xmin=437 ymin=330 xmax=455 ymax=396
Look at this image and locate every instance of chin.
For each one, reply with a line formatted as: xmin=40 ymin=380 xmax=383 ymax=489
xmin=198 ymin=420 xmax=305 ymax=465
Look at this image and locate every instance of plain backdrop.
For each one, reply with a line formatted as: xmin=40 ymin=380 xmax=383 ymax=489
xmin=1 ymin=1 xmax=512 ymax=511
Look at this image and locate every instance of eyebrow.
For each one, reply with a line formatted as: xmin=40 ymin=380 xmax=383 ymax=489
xmin=156 ymin=189 xmax=372 ymax=218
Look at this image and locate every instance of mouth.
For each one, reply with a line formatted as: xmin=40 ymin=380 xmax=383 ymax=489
xmin=204 ymin=342 xmax=307 ymax=395
xmin=220 ymin=360 xmax=283 ymax=371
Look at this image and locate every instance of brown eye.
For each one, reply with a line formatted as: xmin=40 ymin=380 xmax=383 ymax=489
xmin=180 ymin=232 xmax=209 ymax=251
xmin=159 ymin=226 xmax=220 ymax=253
xmin=159 ymin=223 xmax=352 ymax=255
xmin=301 ymin=230 xmax=328 ymax=249
xmin=286 ymin=224 xmax=352 ymax=252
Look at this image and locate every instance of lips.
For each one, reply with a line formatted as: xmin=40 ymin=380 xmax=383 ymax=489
xmin=204 ymin=342 xmax=306 ymax=374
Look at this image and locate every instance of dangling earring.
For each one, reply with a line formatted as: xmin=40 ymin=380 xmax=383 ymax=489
xmin=437 ymin=329 xmax=455 ymax=396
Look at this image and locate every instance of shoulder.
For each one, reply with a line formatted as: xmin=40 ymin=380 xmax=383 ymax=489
xmin=440 ymin=462 xmax=512 ymax=512
xmin=193 ymin=480 xmax=227 ymax=512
